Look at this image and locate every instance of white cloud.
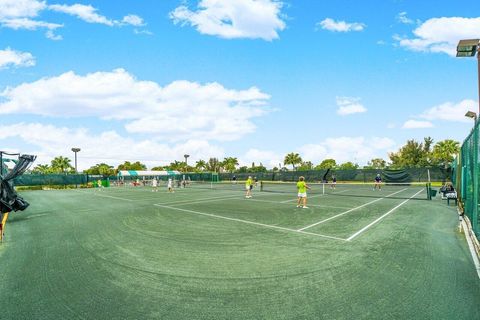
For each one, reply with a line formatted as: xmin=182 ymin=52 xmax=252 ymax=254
xmin=170 ymin=0 xmax=286 ymax=41
xmin=336 ymin=96 xmax=367 ymax=115
xmin=0 ymin=69 xmax=271 ymax=142
xmin=0 ymin=0 xmax=61 ymax=35
xmin=397 ymin=17 xmax=480 ymax=56
xmin=122 ymin=14 xmax=145 ymax=26
xmin=0 ymin=0 xmax=46 ymax=19
xmin=0 ymin=47 xmax=35 ymax=68
xmin=402 ymin=120 xmax=434 ymax=129
xmin=419 ymin=99 xmax=477 ymax=122
xmin=45 ymin=29 xmax=62 ymax=40
xmin=0 ymin=17 xmax=62 ymax=30
xmin=316 ymin=18 xmax=365 ymax=32
xmin=240 ymin=149 xmax=282 ymax=168
xmin=300 ymin=137 xmax=395 ymax=164
xmin=134 ymin=29 xmax=153 ymax=36
xmin=0 ymin=1 xmax=145 ymax=39
xmin=397 ymin=12 xmax=414 ymax=25
xmin=0 ymin=123 xmax=225 ymax=170
xmin=239 ymin=136 xmax=396 ymax=168
xmin=48 ymin=4 xmax=114 ymax=26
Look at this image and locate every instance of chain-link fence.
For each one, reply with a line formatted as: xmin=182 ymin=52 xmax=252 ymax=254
xmin=454 ymin=122 xmax=479 ymax=239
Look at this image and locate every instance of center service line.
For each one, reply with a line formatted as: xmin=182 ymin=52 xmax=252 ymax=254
xmin=297 ymin=188 xmax=408 ymax=231
xmin=346 ymin=189 xmax=424 ymax=241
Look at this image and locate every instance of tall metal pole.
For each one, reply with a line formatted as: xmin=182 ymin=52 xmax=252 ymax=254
xmin=474 ymin=116 xmax=479 ymax=237
xmin=74 ymin=152 xmax=78 ymax=173
xmin=71 ymin=148 xmax=81 ymax=188
xmin=477 ymin=47 xmax=480 ymax=115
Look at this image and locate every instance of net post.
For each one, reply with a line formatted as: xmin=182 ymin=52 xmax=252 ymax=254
xmin=427 ymin=183 xmax=432 ymax=200
xmin=260 ymin=181 xmax=264 ymax=191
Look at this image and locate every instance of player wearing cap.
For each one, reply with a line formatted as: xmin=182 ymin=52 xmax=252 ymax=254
xmin=374 ymin=174 xmax=382 ymax=190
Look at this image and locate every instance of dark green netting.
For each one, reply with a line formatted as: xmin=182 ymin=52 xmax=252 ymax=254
xmin=455 ymin=122 xmax=479 ymax=239
xmin=15 ymin=168 xmax=448 ymax=188
xmin=218 ymin=167 xmax=447 ymax=183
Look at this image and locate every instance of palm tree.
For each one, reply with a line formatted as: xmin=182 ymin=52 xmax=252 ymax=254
xmin=50 ymin=156 xmax=73 ymax=174
xmin=195 ymin=160 xmax=207 ymax=172
xmin=33 ymin=164 xmax=51 ymax=174
xmin=284 ymin=153 xmax=302 ymax=171
xmin=169 ymin=160 xmax=185 ymax=171
xmin=222 ymin=157 xmax=239 ymax=173
xmin=433 ymin=140 xmax=460 ymax=167
xmin=206 ymin=158 xmax=221 ymax=172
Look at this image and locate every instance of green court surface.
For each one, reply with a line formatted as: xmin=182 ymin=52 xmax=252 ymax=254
xmin=1 ymin=185 xmax=479 ymax=319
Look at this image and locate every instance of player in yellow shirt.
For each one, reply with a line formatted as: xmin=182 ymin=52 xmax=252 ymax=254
xmin=245 ymin=176 xmax=253 ymax=198
xmin=296 ymin=176 xmax=311 ymax=208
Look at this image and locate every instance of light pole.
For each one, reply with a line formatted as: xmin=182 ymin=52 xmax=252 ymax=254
xmin=184 ymin=154 xmax=189 ymax=172
xmin=71 ymin=148 xmax=81 ymax=173
xmin=456 ymin=39 xmax=480 ymax=114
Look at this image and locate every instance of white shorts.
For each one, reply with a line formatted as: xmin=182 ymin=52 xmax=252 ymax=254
xmin=298 ymin=192 xmax=307 ymax=198
xmin=245 ymin=186 xmax=250 ymax=191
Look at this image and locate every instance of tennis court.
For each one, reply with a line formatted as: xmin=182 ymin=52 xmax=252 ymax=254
xmin=1 ymin=184 xmax=479 ymax=319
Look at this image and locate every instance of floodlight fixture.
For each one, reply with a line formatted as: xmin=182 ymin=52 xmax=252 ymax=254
xmin=71 ymin=148 xmax=81 ymax=174
xmin=456 ymin=39 xmax=479 ymax=57
xmin=465 ymin=111 xmax=477 ymax=120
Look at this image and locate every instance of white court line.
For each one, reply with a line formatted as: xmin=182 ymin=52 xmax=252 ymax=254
xmin=153 ymin=203 xmax=347 ymax=241
xmin=247 ymin=198 xmax=352 ymax=210
xmin=346 ymin=189 xmax=424 ymax=241
xmin=461 ymin=217 xmax=480 ymax=280
xmin=156 ymin=195 xmax=241 ymax=206
xmin=298 ymin=188 xmax=408 ymax=231
xmin=92 ymin=192 xmax=137 ymax=202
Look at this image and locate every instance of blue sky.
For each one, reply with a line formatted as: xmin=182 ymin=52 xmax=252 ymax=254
xmin=0 ymin=0 xmax=479 ymax=169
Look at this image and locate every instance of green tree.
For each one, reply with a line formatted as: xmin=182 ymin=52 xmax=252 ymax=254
xmin=237 ymin=166 xmax=248 ymax=173
xmin=50 ymin=156 xmax=73 ymax=173
xmin=315 ymin=159 xmax=337 ymax=170
xmin=389 ymin=139 xmax=425 ymax=168
xmin=165 ymin=160 xmax=185 ymax=171
xmin=337 ymin=162 xmax=359 ymax=170
xmin=250 ymin=162 xmax=267 ymax=173
xmin=284 ymin=153 xmax=302 ymax=171
xmin=222 ymin=157 xmax=239 ymax=173
xmin=298 ymin=161 xmax=313 ymax=171
xmin=32 ymin=164 xmax=51 ymax=174
xmin=195 ymin=160 xmax=207 ymax=172
xmin=117 ymin=161 xmax=147 ymax=171
xmin=151 ymin=166 xmax=164 ymax=171
xmin=432 ymin=139 xmax=460 ymax=167
xmin=420 ymin=136 xmax=434 ymax=166
xmin=365 ymin=158 xmax=386 ymax=169
xmin=85 ymin=163 xmax=115 ymax=176
xmin=206 ymin=158 xmax=222 ymax=172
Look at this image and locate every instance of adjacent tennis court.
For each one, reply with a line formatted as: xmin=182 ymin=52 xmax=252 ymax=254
xmin=1 ymin=185 xmax=479 ymax=319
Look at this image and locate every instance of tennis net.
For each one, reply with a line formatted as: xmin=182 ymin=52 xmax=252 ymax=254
xmin=186 ymin=180 xmax=249 ymax=191
xmin=260 ymin=181 xmax=431 ymax=200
